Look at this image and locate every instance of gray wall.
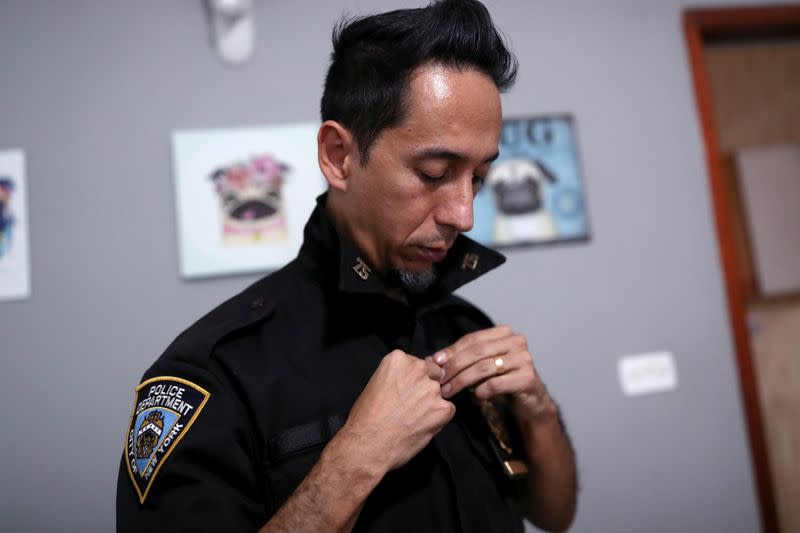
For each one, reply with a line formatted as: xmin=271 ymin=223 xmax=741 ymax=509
xmin=0 ymin=1 xmax=779 ymax=531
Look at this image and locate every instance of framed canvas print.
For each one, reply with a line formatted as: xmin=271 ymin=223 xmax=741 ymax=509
xmin=0 ymin=149 xmax=31 ymax=301
xmin=467 ymin=114 xmax=590 ymax=248
xmin=172 ymin=123 xmax=326 ymax=279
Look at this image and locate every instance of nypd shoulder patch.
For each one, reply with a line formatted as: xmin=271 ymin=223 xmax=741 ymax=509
xmin=124 ymin=376 xmax=210 ymax=504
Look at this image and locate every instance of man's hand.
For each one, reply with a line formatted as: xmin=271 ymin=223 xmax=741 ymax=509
xmin=340 ymin=349 xmax=455 ymax=473
xmin=262 ymin=351 xmax=452 ymax=533
xmin=434 ymin=325 xmax=553 ymax=424
xmin=433 ymin=326 xmax=578 ymax=532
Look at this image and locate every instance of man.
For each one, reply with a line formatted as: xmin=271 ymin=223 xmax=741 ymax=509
xmin=117 ymin=1 xmax=577 ymax=531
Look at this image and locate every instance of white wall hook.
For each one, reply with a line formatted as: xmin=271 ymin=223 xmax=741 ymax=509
xmin=207 ymin=0 xmax=254 ymax=66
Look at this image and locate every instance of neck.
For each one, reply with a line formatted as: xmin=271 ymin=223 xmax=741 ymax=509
xmin=325 ymin=191 xmax=383 ymax=272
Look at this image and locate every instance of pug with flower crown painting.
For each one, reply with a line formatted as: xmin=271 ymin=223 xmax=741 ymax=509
xmin=210 ymin=154 xmax=289 ymax=245
xmin=172 ymin=123 xmax=325 ymax=278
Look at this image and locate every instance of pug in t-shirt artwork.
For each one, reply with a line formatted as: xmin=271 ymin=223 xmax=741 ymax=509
xmin=210 ymin=154 xmax=289 ymax=245
xmin=486 ymin=157 xmax=558 ymax=245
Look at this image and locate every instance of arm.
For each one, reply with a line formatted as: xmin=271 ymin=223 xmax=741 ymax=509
xmin=258 ymin=429 xmax=381 ymax=532
xmin=512 ymin=387 xmax=577 ymax=531
xmin=435 ymin=326 xmax=577 ymax=532
xmin=261 ymin=350 xmax=454 ymax=533
xmin=117 ymin=351 xmax=449 ymax=532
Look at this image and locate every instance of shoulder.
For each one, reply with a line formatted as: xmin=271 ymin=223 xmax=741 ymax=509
xmin=145 ymin=259 xmax=308 ymax=378
xmin=119 ymin=264 xmax=319 ymax=511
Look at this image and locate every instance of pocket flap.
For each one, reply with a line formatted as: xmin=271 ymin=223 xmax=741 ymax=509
xmin=267 ymin=414 xmax=346 ymax=463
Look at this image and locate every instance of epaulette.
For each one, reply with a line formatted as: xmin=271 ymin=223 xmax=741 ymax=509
xmin=156 ymin=277 xmax=278 ymax=369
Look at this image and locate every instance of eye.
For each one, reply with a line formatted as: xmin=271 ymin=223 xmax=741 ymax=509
xmin=472 ymin=175 xmax=487 ymax=192
xmin=419 ymin=172 xmax=445 ymax=183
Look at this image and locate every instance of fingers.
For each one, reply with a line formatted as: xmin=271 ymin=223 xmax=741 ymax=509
xmin=472 ymin=364 xmax=535 ymax=400
xmin=430 ymin=325 xmax=541 ymax=402
xmin=441 ymin=350 xmax=531 ymax=398
xmin=385 ymin=350 xmax=438 ymax=381
xmin=438 ymin=330 xmax=527 ymax=386
xmin=426 ymin=328 xmax=551 ymax=423
xmin=434 ymin=325 xmax=513 ymax=365
xmin=424 ymin=356 xmax=444 ymax=382
xmin=350 ymin=349 xmax=458 ymax=472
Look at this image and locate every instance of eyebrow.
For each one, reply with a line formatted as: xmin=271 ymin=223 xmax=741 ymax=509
xmin=413 ymin=148 xmax=500 ymax=165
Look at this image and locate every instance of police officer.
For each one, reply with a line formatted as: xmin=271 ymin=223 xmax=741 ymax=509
xmin=117 ymin=1 xmax=577 ymax=531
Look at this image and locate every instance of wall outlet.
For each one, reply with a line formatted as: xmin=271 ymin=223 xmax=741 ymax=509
xmin=617 ymin=351 xmax=678 ymax=396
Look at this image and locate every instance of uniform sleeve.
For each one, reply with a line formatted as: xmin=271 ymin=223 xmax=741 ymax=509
xmin=116 ymin=357 xmax=265 ymax=532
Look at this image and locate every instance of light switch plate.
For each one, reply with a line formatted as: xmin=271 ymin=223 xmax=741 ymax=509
xmin=617 ymin=351 xmax=678 ymax=396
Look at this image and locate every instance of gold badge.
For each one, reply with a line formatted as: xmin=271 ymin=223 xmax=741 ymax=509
xmin=460 ymin=253 xmax=479 ymax=271
xmin=472 ymin=395 xmax=529 ymax=479
xmin=353 ymin=257 xmax=371 ymax=280
xmin=476 ymin=398 xmax=513 ymax=454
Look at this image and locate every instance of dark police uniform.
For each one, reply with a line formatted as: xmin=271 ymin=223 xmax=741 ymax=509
xmin=117 ymin=194 xmax=525 ymax=532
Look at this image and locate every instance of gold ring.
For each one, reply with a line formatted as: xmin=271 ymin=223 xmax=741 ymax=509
xmin=494 ymin=356 xmax=505 ymax=375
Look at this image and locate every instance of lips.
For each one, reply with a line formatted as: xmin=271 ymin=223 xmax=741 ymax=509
xmin=416 ymin=245 xmax=448 ymax=263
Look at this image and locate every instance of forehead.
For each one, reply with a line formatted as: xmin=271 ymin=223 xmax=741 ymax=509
xmin=388 ymin=64 xmax=503 ymax=159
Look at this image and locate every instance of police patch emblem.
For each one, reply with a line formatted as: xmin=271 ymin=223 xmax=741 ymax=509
xmin=124 ymin=376 xmax=210 ymax=504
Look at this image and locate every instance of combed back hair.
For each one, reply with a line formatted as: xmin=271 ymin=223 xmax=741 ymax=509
xmin=320 ymin=0 xmax=517 ymax=163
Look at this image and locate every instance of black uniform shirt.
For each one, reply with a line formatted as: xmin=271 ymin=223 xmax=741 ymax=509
xmin=117 ymin=196 xmax=525 ymax=532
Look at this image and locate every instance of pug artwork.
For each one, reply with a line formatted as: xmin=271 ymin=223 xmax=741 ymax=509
xmin=486 ymin=158 xmax=558 ymax=245
xmin=210 ymin=154 xmax=289 ymax=245
xmin=172 ymin=123 xmax=324 ymax=279
xmin=467 ymin=115 xmax=589 ymax=248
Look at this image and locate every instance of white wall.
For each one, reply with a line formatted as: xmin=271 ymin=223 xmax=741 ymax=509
xmin=0 ymin=1 xmax=785 ymax=531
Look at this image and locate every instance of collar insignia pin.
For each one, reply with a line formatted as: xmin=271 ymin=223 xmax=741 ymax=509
xmin=461 ymin=253 xmax=479 ymax=271
xmin=353 ymin=257 xmax=371 ymax=280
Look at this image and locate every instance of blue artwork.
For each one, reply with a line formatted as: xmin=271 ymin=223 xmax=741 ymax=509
xmin=0 ymin=178 xmax=15 ymax=258
xmin=467 ymin=115 xmax=590 ymax=248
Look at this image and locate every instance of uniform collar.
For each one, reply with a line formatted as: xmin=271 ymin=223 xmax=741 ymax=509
xmin=298 ymin=193 xmax=506 ymax=298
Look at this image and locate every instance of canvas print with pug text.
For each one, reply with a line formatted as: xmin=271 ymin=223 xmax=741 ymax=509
xmin=172 ymin=123 xmax=325 ymax=279
xmin=0 ymin=149 xmax=31 ymax=301
xmin=466 ymin=115 xmax=589 ymax=248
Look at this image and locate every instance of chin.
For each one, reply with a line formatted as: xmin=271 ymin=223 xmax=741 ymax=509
xmin=397 ymin=258 xmax=435 ymax=274
xmin=407 ymin=262 xmax=434 ymax=273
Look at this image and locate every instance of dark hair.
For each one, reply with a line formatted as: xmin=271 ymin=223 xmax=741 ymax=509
xmin=320 ymin=0 xmax=517 ymax=163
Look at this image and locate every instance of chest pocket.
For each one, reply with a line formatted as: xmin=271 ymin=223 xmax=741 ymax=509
xmin=264 ymin=414 xmax=346 ymax=512
xmin=417 ymin=300 xmax=494 ymax=354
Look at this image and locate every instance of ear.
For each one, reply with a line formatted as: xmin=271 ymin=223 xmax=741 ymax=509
xmin=318 ymin=121 xmax=356 ymax=192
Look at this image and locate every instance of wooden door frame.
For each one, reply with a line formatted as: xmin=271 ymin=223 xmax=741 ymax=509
xmin=683 ymin=5 xmax=800 ymax=533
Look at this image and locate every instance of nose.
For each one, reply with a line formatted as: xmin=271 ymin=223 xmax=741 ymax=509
xmin=434 ymin=176 xmax=474 ymax=233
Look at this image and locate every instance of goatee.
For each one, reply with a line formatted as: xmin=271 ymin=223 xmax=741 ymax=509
xmin=391 ymin=267 xmax=437 ymax=294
